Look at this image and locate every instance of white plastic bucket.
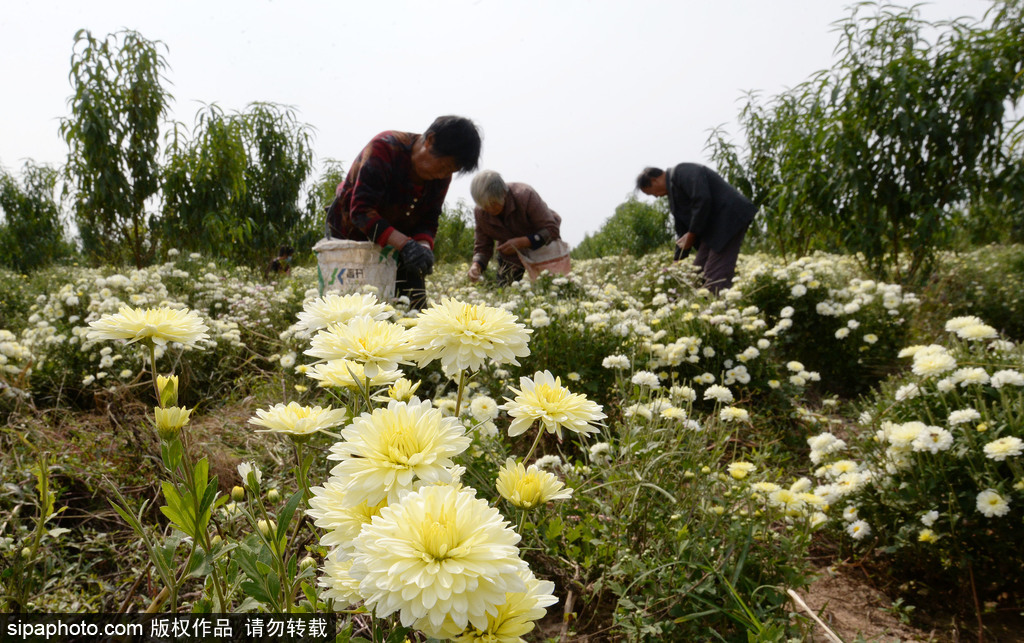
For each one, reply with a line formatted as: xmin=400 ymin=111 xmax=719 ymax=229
xmin=314 ymin=238 xmax=398 ymax=298
xmin=517 ymin=239 xmax=572 ymax=281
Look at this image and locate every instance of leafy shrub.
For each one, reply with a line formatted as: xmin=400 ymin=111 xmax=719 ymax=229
xmin=810 ymin=317 xmax=1024 ymax=596
xmin=573 ymin=197 xmax=673 ymax=260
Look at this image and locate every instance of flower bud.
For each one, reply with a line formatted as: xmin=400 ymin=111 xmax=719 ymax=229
xmin=231 ymin=486 xmax=245 ymax=502
xmin=210 ymin=534 xmax=222 ymax=547
xmin=21 ymin=547 xmax=32 ymax=559
xmin=157 ymin=374 xmax=179 ymax=408
xmin=257 ymin=519 xmax=276 ymax=539
xmin=266 ymin=488 xmax=281 ymax=503
xmin=299 ymin=556 xmax=317 ymax=571
xmin=153 ymin=406 xmax=192 ymax=440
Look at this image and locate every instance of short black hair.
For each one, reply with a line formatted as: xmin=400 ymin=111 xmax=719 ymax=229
xmin=425 ymin=115 xmax=482 ymax=174
xmin=636 ymin=167 xmax=665 ymax=191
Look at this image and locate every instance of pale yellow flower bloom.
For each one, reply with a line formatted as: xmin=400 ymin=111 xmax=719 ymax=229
xmin=727 ymin=461 xmax=755 ymax=480
xmin=349 ymin=484 xmax=529 ymax=638
xmin=154 ymin=406 xmax=192 ymax=439
xmin=248 ymin=401 xmax=347 ymax=437
xmin=328 ymin=399 xmax=471 ymax=506
xmin=451 ymin=569 xmax=558 ymax=642
xmin=307 ymin=478 xmax=387 ymax=549
xmin=87 ymin=306 xmax=209 ymax=348
xmin=502 ymin=370 xmax=605 ymax=440
xmin=496 ymin=458 xmax=573 ymax=508
xmin=408 ymin=298 xmax=532 ymax=375
xmin=295 ymin=292 xmax=393 ymax=336
xmin=306 ymin=359 xmax=402 ymax=390
xmin=305 ymin=315 xmax=413 ymax=378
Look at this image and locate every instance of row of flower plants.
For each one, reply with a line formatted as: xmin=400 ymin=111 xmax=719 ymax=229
xmin=1 ymin=248 xmax=1022 ymax=640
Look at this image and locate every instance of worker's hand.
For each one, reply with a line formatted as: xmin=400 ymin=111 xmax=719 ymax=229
xmin=497 ymin=236 xmax=530 ymax=255
xmin=467 ymin=263 xmax=482 ymax=282
xmin=400 ymin=241 xmax=434 ymax=276
xmin=676 ymin=232 xmax=696 ymax=251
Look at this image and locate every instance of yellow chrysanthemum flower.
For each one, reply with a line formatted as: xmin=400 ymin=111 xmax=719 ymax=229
xmin=248 ymin=401 xmax=348 ymax=438
xmin=153 ymin=406 xmax=192 ymax=440
xmin=727 ymin=461 xmax=755 ymax=480
xmin=305 ymin=359 xmax=402 ymax=390
xmin=294 ymin=292 xmax=393 ymax=336
xmin=495 ymin=458 xmax=573 ymax=509
xmin=408 ymin=298 xmax=532 ymax=375
xmin=448 ymin=569 xmax=558 ymax=642
xmin=156 ymin=374 xmax=178 ymax=407
xmin=327 ymin=398 xmax=471 ymax=506
xmin=305 ymin=316 xmax=413 ymax=378
xmin=386 ymin=377 xmax=422 ymax=402
xmin=307 ymin=478 xmax=387 ymax=550
xmin=87 ymin=306 xmax=209 ymax=348
xmin=502 ymin=370 xmax=605 ymax=440
xmin=349 ymin=484 xmax=529 ymax=639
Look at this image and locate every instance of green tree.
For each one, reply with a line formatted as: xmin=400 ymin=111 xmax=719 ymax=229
xmin=60 ymin=29 xmax=171 ymax=268
xmin=160 ymin=102 xmax=315 ymax=266
xmin=300 ymin=158 xmax=347 ymax=258
xmin=434 ymin=200 xmax=475 ymax=265
xmin=234 ymin=103 xmax=315 ymax=267
xmin=0 ymin=162 xmax=76 ymax=272
xmin=708 ymin=1 xmax=1024 ymax=283
xmin=573 ymin=196 xmax=672 ymax=259
xmin=160 ymin=104 xmax=249 ymax=257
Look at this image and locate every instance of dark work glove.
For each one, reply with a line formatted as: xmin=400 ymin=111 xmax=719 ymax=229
xmin=400 ymin=242 xmax=434 ymax=276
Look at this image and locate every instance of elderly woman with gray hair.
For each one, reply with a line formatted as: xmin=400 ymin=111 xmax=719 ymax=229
xmin=468 ymin=170 xmax=563 ymax=285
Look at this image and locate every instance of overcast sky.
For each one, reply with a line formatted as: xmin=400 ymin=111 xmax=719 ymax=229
xmin=0 ymin=0 xmax=994 ymax=246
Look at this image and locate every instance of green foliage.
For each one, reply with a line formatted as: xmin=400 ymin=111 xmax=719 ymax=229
xmin=433 ymin=199 xmax=475 ymax=265
xmin=300 ymin=159 xmax=348 ymax=261
xmin=573 ymin=196 xmax=673 ymax=259
xmin=917 ymin=245 xmax=1024 ymax=342
xmin=815 ymin=324 xmax=1024 ymax=596
xmin=160 ymin=103 xmax=315 ymax=268
xmin=60 ymin=29 xmax=171 ymax=268
xmin=708 ymin=2 xmax=1024 ymax=283
xmin=0 ymin=162 xmax=76 ymax=272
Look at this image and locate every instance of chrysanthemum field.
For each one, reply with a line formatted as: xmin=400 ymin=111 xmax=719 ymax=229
xmin=2 ymin=247 xmax=1023 ymax=642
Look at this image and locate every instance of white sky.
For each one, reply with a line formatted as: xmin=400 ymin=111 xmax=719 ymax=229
xmin=0 ymin=0 xmax=993 ymax=246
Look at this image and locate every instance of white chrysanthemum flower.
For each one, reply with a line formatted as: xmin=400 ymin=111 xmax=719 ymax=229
xmin=408 ymin=298 xmax=532 ymax=375
xmin=295 ymin=292 xmax=393 ymax=336
xmin=306 ymin=359 xmax=403 ymax=390
xmin=976 ymin=489 xmax=1010 ymax=518
xmin=957 ymin=323 xmax=997 ymax=341
xmin=921 ymin=510 xmax=939 ymax=527
xmin=863 ymin=333 xmax=878 ymax=344
xmin=951 ymin=367 xmax=990 ymax=387
xmin=306 ymin=477 xmax=387 ymax=549
xmin=703 ymin=384 xmax=734 ymax=404
xmin=911 ymin=345 xmax=957 ymax=377
xmin=328 ymin=398 xmax=471 ymax=506
xmin=835 ymin=327 xmax=851 ymax=339
xmin=895 ymin=383 xmax=920 ymax=401
xmin=670 ymin=385 xmax=697 ymax=402
xmin=496 ymin=458 xmax=573 ymax=508
xmin=449 ymin=569 xmax=558 ymax=642
xmin=319 ymin=550 xmax=363 ymax=607
xmin=945 ymin=315 xmax=984 ymax=333
xmin=349 ymin=484 xmax=529 ymax=638
xmin=983 ymin=437 xmax=1024 ymax=462
xmin=842 ymin=506 xmax=859 ymax=522
xmin=248 ymin=402 xmax=347 ymax=438
xmin=720 ymin=406 xmax=749 ymax=423
xmin=887 ymin=421 xmax=927 ymax=447
xmin=948 ymin=408 xmax=981 ymax=426
xmin=470 ymin=395 xmax=500 ymax=422
xmin=534 ymin=455 xmax=563 ymax=471
xmin=786 ymin=361 xmax=805 ymax=372
xmin=601 ymin=354 xmax=630 ymax=370
xmin=305 ymin=316 xmax=413 ymax=377
xmin=846 ymin=519 xmax=872 ymax=540
xmin=237 ymin=461 xmax=262 ymax=486
xmin=87 ymin=306 xmax=209 ymax=348
xmin=631 ymin=370 xmax=661 ymax=389
xmin=991 ymin=369 xmax=1024 ymax=388
xmin=502 ymin=370 xmax=605 ymax=440
xmin=279 ymin=352 xmax=296 ymax=369
xmin=911 ymin=426 xmax=954 ymax=454
xmin=588 ymin=442 xmax=611 ymax=464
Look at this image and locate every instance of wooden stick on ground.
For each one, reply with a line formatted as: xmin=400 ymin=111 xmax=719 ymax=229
xmin=787 ymin=588 xmax=844 ymax=643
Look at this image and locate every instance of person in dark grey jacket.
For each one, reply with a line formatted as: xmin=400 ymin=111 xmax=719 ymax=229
xmin=637 ymin=164 xmax=756 ymax=294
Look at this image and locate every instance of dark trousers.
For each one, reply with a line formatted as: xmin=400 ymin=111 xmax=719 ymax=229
xmin=691 ymin=225 xmax=748 ymax=295
xmin=396 ymin=262 xmax=427 ymax=310
xmin=497 ymin=257 xmax=525 ymax=286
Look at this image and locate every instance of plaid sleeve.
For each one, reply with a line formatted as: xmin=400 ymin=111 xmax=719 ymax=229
xmin=348 ymin=138 xmax=400 ymax=245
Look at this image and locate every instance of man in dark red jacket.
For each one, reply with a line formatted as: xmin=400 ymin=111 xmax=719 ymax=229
xmin=637 ymin=164 xmax=756 ymax=294
xmin=327 ymin=115 xmax=481 ymax=309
